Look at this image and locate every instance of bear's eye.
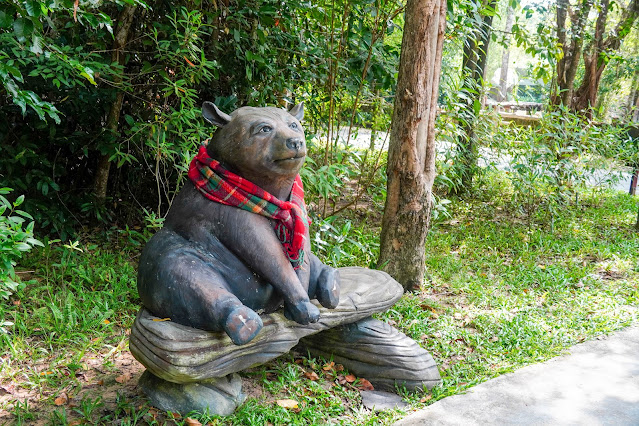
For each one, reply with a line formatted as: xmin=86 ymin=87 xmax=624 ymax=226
xmin=289 ymin=122 xmax=298 ymax=130
xmin=259 ymin=126 xmax=273 ymax=133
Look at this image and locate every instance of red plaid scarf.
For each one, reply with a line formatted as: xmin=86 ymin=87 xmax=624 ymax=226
xmin=187 ymin=145 xmax=309 ymax=269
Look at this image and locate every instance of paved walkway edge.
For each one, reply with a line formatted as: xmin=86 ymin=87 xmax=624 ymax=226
xmin=394 ymin=325 xmax=639 ymax=426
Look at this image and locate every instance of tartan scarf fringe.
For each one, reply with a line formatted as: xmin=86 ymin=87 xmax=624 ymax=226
xmin=187 ymin=145 xmax=309 ymax=270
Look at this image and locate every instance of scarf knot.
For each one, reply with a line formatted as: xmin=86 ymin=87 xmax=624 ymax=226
xmin=187 ymin=145 xmax=309 ymax=269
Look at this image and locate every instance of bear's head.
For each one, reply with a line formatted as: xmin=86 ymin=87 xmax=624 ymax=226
xmin=202 ymin=102 xmax=306 ymax=197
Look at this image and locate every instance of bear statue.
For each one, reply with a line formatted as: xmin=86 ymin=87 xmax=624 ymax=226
xmin=137 ymin=101 xmax=341 ymax=346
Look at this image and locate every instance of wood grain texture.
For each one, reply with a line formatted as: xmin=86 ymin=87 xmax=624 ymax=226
xmin=299 ymin=317 xmax=441 ymax=391
xmin=130 ymin=267 xmax=403 ymax=383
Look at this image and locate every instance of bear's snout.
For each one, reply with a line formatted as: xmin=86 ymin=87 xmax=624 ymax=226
xmin=286 ymin=138 xmax=304 ymax=151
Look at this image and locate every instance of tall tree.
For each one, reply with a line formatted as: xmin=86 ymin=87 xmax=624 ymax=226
xmin=378 ymin=0 xmax=446 ymax=291
xmin=552 ymin=0 xmax=593 ymax=107
xmin=552 ymin=0 xmax=639 ymax=113
xmin=455 ymin=0 xmax=498 ymax=192
xmin=572 ymin=0 xmax=639 ymax=113
xmin=93 ymin=5 xmax=138 ymax=201
xmin=499 ymin=6 xmax=515 ymax=101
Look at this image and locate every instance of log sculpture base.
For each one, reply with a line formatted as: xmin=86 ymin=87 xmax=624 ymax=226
xmin=130 ymin=267 xmax=441 ymax=415
xmin=299 ymin=317 xmax=440 ymax=392
xmin=138 ymin=371 xmax=245 ymax=416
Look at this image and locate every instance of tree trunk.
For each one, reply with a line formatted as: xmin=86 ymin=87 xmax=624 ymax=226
xmin=572 ymin=0 xmax=609 ymax=115
xmin=626 ymin=71 xmax=638 ymax=120
xmin=552 ymin=0 xmax=593 ymax=107
xmin=572 ymin=0 xmax=639 ymax=114
xmin=456 ymin=0 xmax=498 ymax=192
xmin=554 ymin=0 xmax=638 ymax=111
xmin=93 ymin=5 xmax=137 ymax=201
xmin=499 ymin=7 xmax=515 ymax=101
xmin=377 ymin=0 xmax=446 ymax=291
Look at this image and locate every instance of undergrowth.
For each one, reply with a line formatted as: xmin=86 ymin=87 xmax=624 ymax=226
xmin=0 ymin=171 xmax=638 ymax=425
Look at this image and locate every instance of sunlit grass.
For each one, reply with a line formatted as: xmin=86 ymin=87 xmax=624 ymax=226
xmin=0 ymin=176 xmax=637 ymax=424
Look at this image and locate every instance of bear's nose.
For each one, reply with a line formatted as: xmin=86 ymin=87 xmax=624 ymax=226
xmin=286 ymin=138 xmax=303 ymax=151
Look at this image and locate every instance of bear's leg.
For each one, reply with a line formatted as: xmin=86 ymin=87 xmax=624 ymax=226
xmin=139 ymin=246 xmax=263 ymax=345
xmin=223 ymin=305 xmax=263 ymax=345
xmin=309 ymin=254 xmax=340 ymax=309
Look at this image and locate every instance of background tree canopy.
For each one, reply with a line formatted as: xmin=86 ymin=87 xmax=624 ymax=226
xmin=0 ymin=0 xmax=403 ymax=239
xmin=2 ymin=0 xmax=638 ymax=240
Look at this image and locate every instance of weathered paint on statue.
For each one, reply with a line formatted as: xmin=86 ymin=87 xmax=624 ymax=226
xmin=137 ymin=102 xmax=340 ymax=345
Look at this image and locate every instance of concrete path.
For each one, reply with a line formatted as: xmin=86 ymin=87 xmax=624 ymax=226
xmin=395 ymin=326 xmax=639 ymax=426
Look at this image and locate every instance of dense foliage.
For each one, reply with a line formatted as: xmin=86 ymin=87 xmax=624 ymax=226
xmin=0 ymin=0 xmax=403 ymax=238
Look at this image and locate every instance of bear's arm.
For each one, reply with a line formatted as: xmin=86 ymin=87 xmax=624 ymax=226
xmin=208 ymin=203 xmax=311 ymax=305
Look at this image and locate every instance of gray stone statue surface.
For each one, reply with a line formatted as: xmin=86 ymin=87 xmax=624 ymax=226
xmin=137 ymin=102 xmax=339 ymax=346
xmin=131 ymin=102 xmax=441 ymax=415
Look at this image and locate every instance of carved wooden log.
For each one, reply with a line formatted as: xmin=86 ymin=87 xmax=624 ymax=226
xmin=299 ymin=317 xmax=441 ymax=392
xmin=130 ymin=267 xmax=404 ymax=383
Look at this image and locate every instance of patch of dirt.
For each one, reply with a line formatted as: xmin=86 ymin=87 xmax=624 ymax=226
xmin=239 ymin=375 xmax=267 ymax=401
xmin=0 ymin=350 xmax=145 ymax=425
xmin=596 ymin=268 xmax=627 ymax=281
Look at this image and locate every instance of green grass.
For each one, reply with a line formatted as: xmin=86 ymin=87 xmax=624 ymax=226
xmin=1 ymin=178 xmax=638 ymax=425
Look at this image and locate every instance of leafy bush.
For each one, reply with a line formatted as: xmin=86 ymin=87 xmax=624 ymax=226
xmin=0 ymin=188 xmax=42 ymax=299
xmin=502 ymin=107 xmax=632 ymax=225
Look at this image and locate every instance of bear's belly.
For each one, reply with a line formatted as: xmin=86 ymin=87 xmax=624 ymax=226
xmin=137 ymin=227 xmax=284 ymax=326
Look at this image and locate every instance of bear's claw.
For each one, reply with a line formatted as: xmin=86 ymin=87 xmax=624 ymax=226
xmin=316 ymin=268 xmax=340 ymax=309
xmin=284 ymin=300 xmax=320 ymax=325
xmin=224 ymin=306 xmax=263 ymax=345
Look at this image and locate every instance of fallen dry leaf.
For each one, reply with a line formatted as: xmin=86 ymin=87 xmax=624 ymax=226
xmin=345 ymin=374 xmax=356 ymax=383
xmin=322 ymin=361 xmax=335 ymax=371
xmin=276 ymin=399 xmax=299 ymax=409
xmin=54 ymin=393 xmax=68 ymax=406
xmin=335 ymin=364 xmax=344 ymax=372
xmin=184 ymin=417 xmax=202 ymax=426
xmin=303 ymin=371 xmax=319 ymax=381
xmin=115 ymin=374 xmax=131 ymax=384
xmin=152 ymin=318 xmax=171 ymax=322
xmin=419 ymin=395 xmax=433 ymax=403
xmin=69 ymin=421 xmax=83 ymax=426
xmin=12 ymin=300 xmax=20 ymax=306
xmin=356 ymin=378 xmax=374 ymax=391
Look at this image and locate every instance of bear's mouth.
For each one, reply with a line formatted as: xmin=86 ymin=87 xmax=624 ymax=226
xmin=274 ymin=155 xmax=305 ymax=163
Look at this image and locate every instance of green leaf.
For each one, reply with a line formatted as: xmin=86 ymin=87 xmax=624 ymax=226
xmin=0 ymin=10 xmax=14 ymax=29
xmin=13 ymin=18 xmax=35 ymax=42
xmin=16 ymin=243 xmax=31 ymax=252
xmin=473 ymin=99 xmax=481 ymax=116
xmin=15 ymin=210 xmax=33 ymax=220
xmin=80 ymin=69 xmax=96 ymax=85
xmin=25 ymin=1 xmax=41 ymax=18
xmin=31 ymin=34 xmax=44 ymax=55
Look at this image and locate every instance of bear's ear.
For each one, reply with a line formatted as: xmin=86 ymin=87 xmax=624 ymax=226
xmin=288 ymin=102 xmax=304 ymax=121
xmin=202 ymin=101 xmax=232 ymax=127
